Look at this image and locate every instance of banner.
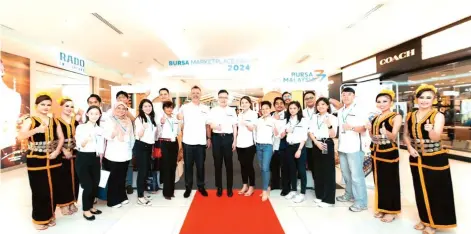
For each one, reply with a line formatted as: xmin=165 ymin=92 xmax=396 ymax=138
xmin=1 ymin=52 xmax=31 ymax=170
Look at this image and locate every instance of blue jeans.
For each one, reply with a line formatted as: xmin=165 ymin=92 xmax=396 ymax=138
xmin=126 ymin=160 xmax=133 ymax=187
xmin=256 ymin=144 xmax=273 ymax=191
xmin=339 ymin=151 xmax=367 ymax=207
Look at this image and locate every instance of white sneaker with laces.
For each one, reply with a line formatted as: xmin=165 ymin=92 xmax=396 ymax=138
xmin=285 ymin=191 xmax=297 ymax=200
xmin=293 ymin=194 xmax=305 ymax=203
xmin=121 ymin=200 xmax=129 ymax=205
xmin=112 ymin=204 xmax=122 ymax=208
xmin=313 ymin=198 xmax=322 ymax=203
xmin=318 ymin=202 xmax=333 ymax=208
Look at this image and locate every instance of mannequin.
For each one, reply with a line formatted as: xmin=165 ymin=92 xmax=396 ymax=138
xmin=0 ymin=60 xmax=22 ymax=151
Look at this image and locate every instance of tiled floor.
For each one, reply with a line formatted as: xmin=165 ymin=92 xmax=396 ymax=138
xmin=1 ymin=150 xmax=470 ymax=234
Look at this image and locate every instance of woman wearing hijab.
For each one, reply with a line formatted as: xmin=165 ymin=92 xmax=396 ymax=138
xmin=103 ymin=102 xmax=135 ymax=208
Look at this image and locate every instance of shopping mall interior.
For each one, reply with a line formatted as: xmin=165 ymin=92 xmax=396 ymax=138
xmin=1 ymin=0 xmax=471 ymax=233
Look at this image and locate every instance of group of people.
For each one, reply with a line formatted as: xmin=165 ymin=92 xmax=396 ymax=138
xmin=19 ymin=83 xmax=456 ymax=234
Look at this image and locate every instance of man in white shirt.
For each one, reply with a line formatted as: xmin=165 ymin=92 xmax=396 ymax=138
xmin=271 ymin=97 xmax=286 ymax=192
xmin=302 ymin=91 xmax=316 ymax=188
xmin=336 ymin=87 xmax=368 ymax=212
xmin=177 ymin=86 xmax=210 ymax=198
xmin=208 ymin=90 xmax=238 ymax=197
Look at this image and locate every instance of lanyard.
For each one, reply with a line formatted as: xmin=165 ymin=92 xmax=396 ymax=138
xmin=341 ymin=104 xmax=355 ymax=123
xmin=317 ymin=115 xmax=324 ymax=130
xmin=306 ymin=108 xmax=314 ymax=120
xmin=166 ymin=117 xmax=174 ymax=133
xmin=112 ymin=116 xmax=127 ymax=133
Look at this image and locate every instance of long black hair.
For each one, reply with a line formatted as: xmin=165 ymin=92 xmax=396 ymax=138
xmin=240 ymin=96 xmax=253 ymax=110
xmin=315 ymin=97 xmax=331 ymax=114
xmin=138 ymin=99 xmax=156 ymax=127
xmin=286 ymin=101 xmax=303 ymax=124
xmin=85 ymin=105 xmax=102 ymax=126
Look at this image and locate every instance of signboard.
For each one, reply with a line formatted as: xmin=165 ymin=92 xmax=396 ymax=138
xmin=376 ymin=39 xmax=422 ymax=74
xmin=168 ymin=58 xmax=252 ymax=72
xmin=58 ymin=52 xmax=86 ymax=74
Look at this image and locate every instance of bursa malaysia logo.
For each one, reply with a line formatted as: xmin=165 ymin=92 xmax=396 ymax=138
xmin=282 ymin=72 xmax=326 ymax=83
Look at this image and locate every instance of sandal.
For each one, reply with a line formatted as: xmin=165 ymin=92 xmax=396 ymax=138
xmin=61 ymin=207 xmax=72 ymax=216
xmin=47 ymin=220 xmax=56 ymax=227
xmin=244 ymin=187 xmax=254 ymax=197
xmin=374 ymin=212 xmax=385 ymax=218
xmin=69 ymin=204 xmax=78 ymax=213
xmin=422 ymin=227 xmax=435 ymax=234
xmin=238 ymin=186 xmax=248 ymax=195
xmin=414 ymin=222 xmax=425 ymax=230
xmin=34 ymin=224 xmax=48 ymax=230
xmin=380 ymin=214 xmax=396 ymax=223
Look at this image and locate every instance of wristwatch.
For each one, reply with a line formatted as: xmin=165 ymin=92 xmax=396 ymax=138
xmin=328 ymin=125 xmax=333 ymax=129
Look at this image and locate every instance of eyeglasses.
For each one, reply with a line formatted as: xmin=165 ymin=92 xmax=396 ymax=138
xmin=283 ymin=95 xmax=292 ymax=100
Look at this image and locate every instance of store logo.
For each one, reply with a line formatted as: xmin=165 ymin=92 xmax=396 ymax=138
xmin=58 ymin=52 xmax=86 ymax=74
xmin=379 ymin=49 xmax=416 ymax=65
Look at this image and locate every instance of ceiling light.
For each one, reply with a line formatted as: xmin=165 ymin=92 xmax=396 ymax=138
xmin=441 ymin=74 xmax=446 ymax=76
xmin=122 ymin=52 xmax=129 ymax=57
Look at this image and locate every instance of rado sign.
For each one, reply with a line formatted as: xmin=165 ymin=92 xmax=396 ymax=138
xmin=379 ymin=49 xmax=416 ymax=65
xmin=376 ymin=39 xmax=422 ymax=74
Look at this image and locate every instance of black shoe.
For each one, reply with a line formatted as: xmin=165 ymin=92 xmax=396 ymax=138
xmin=126 ymin=185 xmax=133 ymax=194
xmin=280 ymin=190 xmax=289 ymax=196
xmin=90 ymin=209 xmax=102 ymax=215
xmin=164 ymin=196 xmax=172 ymax=200
xmin=227 ymin=189 xmax=233 ymax=197
xmin=216 ymin=188 xmax=223 ymax=197
xmin=83 ymin=214 xmax=95 ymax=221
xmin=198 ymin=187 xmax=208 ymax=197
xmin=184 ymin=189 xmax=192 ymax=198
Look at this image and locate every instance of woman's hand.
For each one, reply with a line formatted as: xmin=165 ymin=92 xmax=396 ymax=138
xmin=295 ymin=149 xmax=301 ymax=158
xmin=49 ymin=150 xmax=59 ymax=159
xmin=408 ymin=146 xmax=419 ymax=158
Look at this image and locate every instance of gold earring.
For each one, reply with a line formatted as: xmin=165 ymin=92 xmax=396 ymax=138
xmin=433 ymin=99 xmax=438 ymax=105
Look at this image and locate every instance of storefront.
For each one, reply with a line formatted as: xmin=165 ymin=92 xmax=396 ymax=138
xmin=341 ymin=16 xmax=471 ymax=160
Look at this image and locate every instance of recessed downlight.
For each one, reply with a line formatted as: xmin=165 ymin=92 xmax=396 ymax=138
xmin=122 ymin=52 xmax=129 ymax=57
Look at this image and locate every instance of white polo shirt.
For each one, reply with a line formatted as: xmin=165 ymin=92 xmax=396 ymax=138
xmin=255 ymin=116 xmax=276 ymax=145
xmin=284 ymin=117 xmax=309 ymax=145
xmin=160 ymin=114 xmax=180 ymax=141
xmin=271 ymin=111 xmax=286 ymax=150
xmin=309 ymin=113 xmax=338 ymax=139
xmin=303 ymin=106 xmax=316 ymax=148
xmin=236 ymin=109 xmax=258 ymax=148
xmin=337 ymin=103 xmax=367 ymax=153
xmin=134 ymin=116 xmax=157 ymax=144
xmin=179 ymin=102 xmax=209 ymax=145
xmin=208 ymin=106 xmax=237 ymax=134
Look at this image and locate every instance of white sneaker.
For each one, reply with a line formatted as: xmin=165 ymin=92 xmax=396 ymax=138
xmin=313 ymin=198 xmax=322 ymax=203
xmin=285 ymin=191 xmax=297 ymax=200
xmin=121 ymin=200 xmax=129 ymax=205
xmin=145 ymin=195 xmax=152 ymax=201
xmin=112 ymin=204 xmax=122 ymax=208
xmin=293 ymin=194 xmax=305 ymax=203
xmin=318 ymin=202 xmax=333 ymax=208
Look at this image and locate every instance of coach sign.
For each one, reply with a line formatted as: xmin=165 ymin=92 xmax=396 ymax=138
xmin=376 ymin=39 xmax=422 ymax=74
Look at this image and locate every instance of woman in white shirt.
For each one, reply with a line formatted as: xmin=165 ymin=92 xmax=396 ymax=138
xmin=158 ymin=101 xmax=181 ymax=200
xmin=236 ymin=96 xmax=258 ymax=196
xmin=75 ymin=106 xmax=105 ymax=220
xmin=255 ymin=101 xmax=279 ymax=201
xmin=103 ymin=102 xmax=135 ymax=208
xmin=134 ymin=99 xmax=157 ymax=205
xmin=308 ymin=97 xmax=338 ymax=207
xmin=282 ymin=101 xmax=309 ymax=203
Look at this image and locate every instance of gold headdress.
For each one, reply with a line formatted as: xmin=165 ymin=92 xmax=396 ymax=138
xmin=414 ymin=84 xmax=438 ymax=104
xmin=57 ymin=96 xmax=73 ymax=105
xmin=378 ymin=89 xmax=395 ymax=100
xmin=34 ymin=91 xmax=52 ymax=99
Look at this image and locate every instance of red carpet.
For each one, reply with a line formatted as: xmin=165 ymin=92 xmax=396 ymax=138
xmin=180 ymin=190 xmax=285 ymax=234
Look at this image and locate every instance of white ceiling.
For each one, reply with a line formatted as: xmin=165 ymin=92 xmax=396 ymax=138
xmin=1 ymin=0 xmax=470 ymax=96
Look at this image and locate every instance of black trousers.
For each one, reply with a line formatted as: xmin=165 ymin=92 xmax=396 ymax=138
xmin=306 ymin=147 xmax=315 ymax=185
xmin=161 ymin=141 xmax=178 ymax=197
xmin=271 ymin=149 xmax=284 ymax=189
xmin=103 ymin=158 xmax=129 ymax=207
xmin=134 ymin=140 xmax=153 ymax=198
xmin=75 ymin=152 xmax=100 ymax=211
xmin=312 ymin=139 xmax=336 ymax=204
xmin=236 ymin=145 xmax=256 ymax=186
xmin=183 ymin=143 xmax=206 ymax=189
xmin=212 ymin=133 xmax=234 ymax=189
